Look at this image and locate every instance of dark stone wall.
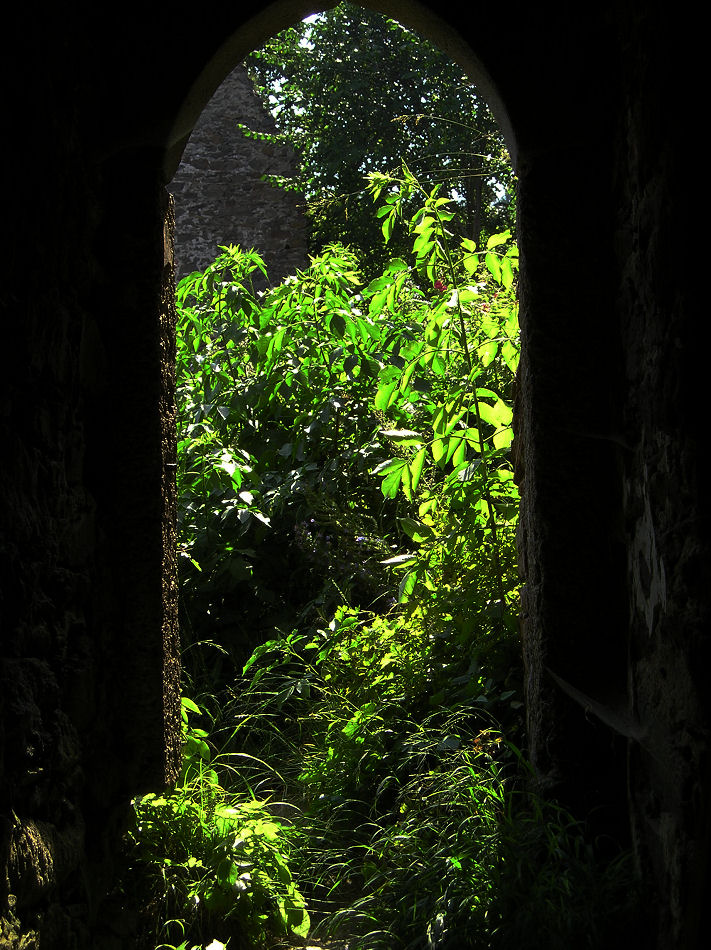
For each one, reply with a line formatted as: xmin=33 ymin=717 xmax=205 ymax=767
xmin=1 ymin=8 xmax=183 ymax=946
xmin=613 ymin=9 xmax=709 ymax=941
xmin=512 ymin=6 xmax=706 ymax=942
xmin=0 ymin=2 xmax=706 ymax=947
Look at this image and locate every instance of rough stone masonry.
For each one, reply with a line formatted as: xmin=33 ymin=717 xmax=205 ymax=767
xmin=170 ymin=62 xmax=308 ymax=282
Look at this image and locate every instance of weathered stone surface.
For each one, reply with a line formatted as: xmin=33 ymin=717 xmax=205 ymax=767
xmin=170 ymin=63 xmax=308 ymax=282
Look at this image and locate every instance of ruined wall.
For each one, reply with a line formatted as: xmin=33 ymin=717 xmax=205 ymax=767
xmin=512 ymin=4 xmax=633 ymax=860
xmin=170 ymin=63 xmax=308 ymax=281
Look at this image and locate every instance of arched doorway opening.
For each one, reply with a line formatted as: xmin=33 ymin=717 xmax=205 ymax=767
xmin=168 ymin=0 xmax=519 ymax=662
xmin=122 ymin=3 xmax=637 ymax=948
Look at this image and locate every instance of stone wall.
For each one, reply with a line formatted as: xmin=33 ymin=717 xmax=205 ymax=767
xmin=170 ymin=63 xmax=308 ymax=282
xmin=613 ymin=11 xmax=709 ymax=939
xmin=1 ymin=10 xmax=183 ymax=943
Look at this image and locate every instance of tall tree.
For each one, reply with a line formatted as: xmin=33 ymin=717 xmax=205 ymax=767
xmin=246 ymin=3 xmax=514 ymax=276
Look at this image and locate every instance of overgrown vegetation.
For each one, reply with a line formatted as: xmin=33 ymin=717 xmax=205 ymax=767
xmin=120 ymin=165 xmax=639 ymax=949
xmin=244 ymin=2 xmax=515 ymax=277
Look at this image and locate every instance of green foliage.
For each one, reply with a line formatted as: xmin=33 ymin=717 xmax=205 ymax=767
xmin=174 ymin=243 xmax=406 ymax=671
xmin=228 ymin=628 xmax=638 ymax=949
xmin=136 ymin=165 xmax=641 ymax=949
xmin=175 ymin=164 xmax=520 ymax=685
xmin=246 ymin=3 xmax=515 ymax=276
xmin=125 ymin=698 xmax=309 ymax=949
xmin=364 ymin=166 xmax=520 ymax=655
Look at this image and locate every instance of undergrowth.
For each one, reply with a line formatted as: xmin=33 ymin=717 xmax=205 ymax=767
xmin=120 ymin=166 xmax=641 ymax=949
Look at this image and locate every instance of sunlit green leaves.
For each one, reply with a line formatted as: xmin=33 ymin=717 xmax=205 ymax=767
xmin=409 ymin=445 xmax=427 ymax=493
xmin=129 ymin=696 xmax=310 ymax=946
xmin=374 ymin=367 xmax=401 ymax=411
xmin=360 ymin=167 xmax=520 ymax=630
xmin=161 ymin=134 xmax=633 ymax=950
xmin=476 ymin=397 xmax=513 ymax=430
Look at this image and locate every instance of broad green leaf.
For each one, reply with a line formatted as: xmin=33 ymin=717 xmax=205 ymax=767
xmin=485 ymin=251 xmax=501 ymax=283
xmin=409 ymin=446 xmax=427 ymax=492
xmin=285 ymin=901 xmax=310 ymax=938
xmin=493 ymin=426 xmax=514 ymax=450
xmin=357 ymin=315 xmax=381 ymax=342
xmin=413 ymin=214 xmax=437 ymax=234
xmin=501 ymin=256 xmax=514 ymax=289
xmin=481 ymin=340 xmax=499 ymax=366
xmin=486 ymin=231 xmax=511 ymax=249
xmin=371 ymin=458 xmax=404 ymax=476
xmin=463 ymin=427 xmax=483 ymax=452
xmin=398 ymin=569 xmax=418 ymax=602
xmin=462 ymin=252 xmax=479 ymax=275
xmin=380 ymin=553 xmax=417 ymax=568
xmin=385 ymin=258 xmax=409 ymax=273
xmin=375 ymin=379 xmax=398 ymax=411
xmin=413 ymin=234 xmax=435 ymax=257
xmin=430 ymin=352 xmax=446 ymax=376
xmin=400 ymin=461 xmax=413 ymax=500
xmin=444 ymin=409 xmax=467 ymax=436
xmin=382 ymin=463 xmax=406 ymax=498
xmin=502 ymin=340 xmax=519 ymax=373
xmin=477 ymin=398 xmax=513 ymax=429
xmin=399 ymin=355 xmax=421 ymax=393
xmin=399 ymin=514 xmax=432 ymax=543
xmin=181 ymin=697 xmax=201 ymax=716
xmin=184 ymin=734 xmax=210 ymax=762
xmin=457 ymin=286 xmax=479 ymax=304
xmin=452 ymin=437 xmax=467 ymax=467
xmin=382 ymin=214 xmax=395 ymax=242
xmin=329 ymin=313 xmax=346 ymax=337
xmin=431 ymin=437 xmax=447 ymax=464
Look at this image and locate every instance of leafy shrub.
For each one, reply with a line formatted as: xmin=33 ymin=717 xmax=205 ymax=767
xmin=175 ymin=164 xmax=521 ymax=685
xmin=136 ymin=165 xmax=640 ymax=950
xmin=175 ymin=244 xmax=407 ymax=674
xmin=125 ymin=698 xmax=309 ymax=949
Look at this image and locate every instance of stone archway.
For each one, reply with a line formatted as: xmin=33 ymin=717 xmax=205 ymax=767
xmin=160 ymin=0 xmax=634 ymax=922
xmin=1 ymin=4 xmax=706 ymax=948
xmin=132 ymin=5 xmax=711 ymax=942
xmin=162 ymin=0 xmax=627 ymax=810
